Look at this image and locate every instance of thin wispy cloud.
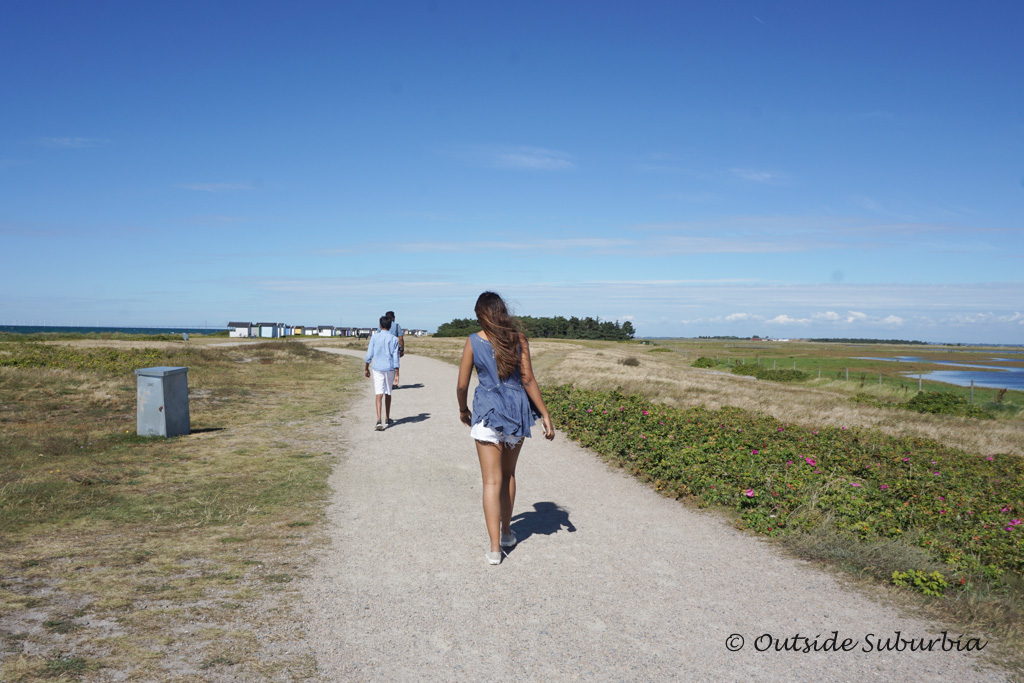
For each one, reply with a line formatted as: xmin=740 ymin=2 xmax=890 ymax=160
xmin=179 ymin=182 xmax=257 ymax=193
xmin=729 ymin=168 xmax=791 ymax=184
xmin=461 ymin=145 xmax=575 ymax=171
xmin=39 ymin=137 xmax=110 ymax=148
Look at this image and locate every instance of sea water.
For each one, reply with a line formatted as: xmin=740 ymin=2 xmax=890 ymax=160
xmin=853 ymin=357 xmax=1024 ymax=391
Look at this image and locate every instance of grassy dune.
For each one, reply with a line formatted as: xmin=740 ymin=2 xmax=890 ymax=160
xmin=0 ymin=339 xmax=361 ymax=681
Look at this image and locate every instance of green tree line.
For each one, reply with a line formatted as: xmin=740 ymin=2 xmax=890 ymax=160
xmin=435 ymin=315 xmax=635 ymax=340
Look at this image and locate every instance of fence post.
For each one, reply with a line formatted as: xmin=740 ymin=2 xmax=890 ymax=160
xmin=879 ymin=372 xmax=882 ymax=387
xmin=773 ymin=360 xmax=776 ymax=369
xmin=919 ymin=374 xmax=922 ymax=391
xmin=818 ymin=365 xmax=821 ymax=378
xmin=971 ymin=379 xmax=974 ymax=404
xmin=846 ymin=368 xmax=849 ymax=382
xmin=793 ymin=361 xmax=796 ymax=370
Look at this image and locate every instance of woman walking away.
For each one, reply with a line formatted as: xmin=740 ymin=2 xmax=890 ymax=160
xmin=457 ymin=292 xmax=555 ymax=565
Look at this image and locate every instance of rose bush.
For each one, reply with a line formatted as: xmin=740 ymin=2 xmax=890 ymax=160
xmin=543 ymin=385 xmax=1023 ymax=581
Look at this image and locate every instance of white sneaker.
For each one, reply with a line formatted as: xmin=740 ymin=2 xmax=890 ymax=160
xmin=485 ymin=550 xmax=502 ymax=565
xmin=499 ymin=531 xmax=517 ymax=547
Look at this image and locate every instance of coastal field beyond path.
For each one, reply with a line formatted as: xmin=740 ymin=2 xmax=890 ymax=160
xmin=303 ymin=348 xmax=1003 ymax=682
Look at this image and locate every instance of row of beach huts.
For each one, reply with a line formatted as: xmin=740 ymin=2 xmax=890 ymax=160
xmin=227 ymin=322 xmax=427 ymax=339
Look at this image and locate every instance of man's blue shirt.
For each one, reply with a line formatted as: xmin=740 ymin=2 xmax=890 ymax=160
xmin=365 ymin=329 xmax=400 ymax=371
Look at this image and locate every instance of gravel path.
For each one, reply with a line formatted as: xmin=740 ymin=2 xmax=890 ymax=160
xmin=302 ymin=349 xmax=1005 ymax=681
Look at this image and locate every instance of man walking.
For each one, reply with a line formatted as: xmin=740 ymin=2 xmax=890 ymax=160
xmin=364 ymin=315 xmax=401 ymax=431
xmin=386 ymin=310 xmax=405 ymax=388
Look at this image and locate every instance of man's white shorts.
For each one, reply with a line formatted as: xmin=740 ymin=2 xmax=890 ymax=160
xmin=470 ymin=421 xmax=523 ymax=446
xmin=372 ymin=369 xmax=395 ymax=395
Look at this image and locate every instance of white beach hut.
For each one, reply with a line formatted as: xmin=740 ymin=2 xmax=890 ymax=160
xmin=228 ymin=322 xmax=254 ymax=338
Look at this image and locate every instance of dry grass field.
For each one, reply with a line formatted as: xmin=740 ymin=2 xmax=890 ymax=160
xmin=1 ymin=339 xmax=361 ymax=681
xmin=389 ymin=336 xmax=1024 ymax=457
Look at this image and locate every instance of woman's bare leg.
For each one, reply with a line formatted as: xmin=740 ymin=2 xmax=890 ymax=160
xmin=500 ymin=441 xmax=523 ymax=536
xmin=475 ymin=440 xmax=503 ymax=552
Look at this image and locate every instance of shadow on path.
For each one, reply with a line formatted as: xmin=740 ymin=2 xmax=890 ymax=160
xmin=508 ymin=502 xmax=576 ymax=550
xmin=387 ymin=412 xmax=431 ymax=427
xmin=394 ymin=383 xmax=424 ymax=390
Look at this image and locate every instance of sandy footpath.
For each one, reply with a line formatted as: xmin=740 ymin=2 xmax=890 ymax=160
xmin=300 ymin=348 xmax=1005 ymax=682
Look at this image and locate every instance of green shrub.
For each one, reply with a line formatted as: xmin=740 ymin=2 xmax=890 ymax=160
xmin=731 ymin=363 xmax=808 ymax=382
xmin=907 ymin=391 xmax=993 ymax=419
xmin=542 ymin=385 xmax=1024 ymax=580
xmin=691 ymin=357 xmax=717 ymax=368
xmin=892 ymin=569 xmax=949 ymax=596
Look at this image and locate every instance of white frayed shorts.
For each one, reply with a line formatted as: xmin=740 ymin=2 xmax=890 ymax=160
xmin=372 ymin=369 xmax=395 ymax=395
xmin=470 ymin=421 xmax=524 ymax=446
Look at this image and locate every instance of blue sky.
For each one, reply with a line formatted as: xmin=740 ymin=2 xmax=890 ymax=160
xmin=2 ymin=1 xmax=1022 ymax=343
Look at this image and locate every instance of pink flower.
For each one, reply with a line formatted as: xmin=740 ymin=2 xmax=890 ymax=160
xmin=880 ymin=484 xmax=890 ymax=490
xmin=985 ymin=456 xmax=994 ymax=461
xmin=902 ymin=458 xmax=910 ymax=462
xmin=939 ymin=496 xmax=945 ymax=501
xmin=1001 ymin=507 xmax=1011 ymax=513
xmin=851 ymin=482 xmax=862 ymax=487
xmin=1011 ymin=519 xmax=1022 ymax=526
xmin=786 ymin=461 xmax=793 ymax=466
xmin=939 ymin=510 xmax=946 ymax=514
xmin=933 ymin=471 xmax=940 ymax=476
xmin=642 ymin=410 xmax=649 ymax=416
xmin=805 ymin=457 xmax=816 ymax=466
xmin=752 ymin=449 xmax=759 ymax=455
xmin=841 ymin=427 xmax=847 ymax=430
xmin=587 ymin=409 xmax=592 ymax=413
xmin=778 ymin=427 xmax=784 ymax=432
xmin=745 ymin=489 xmax=754 ymax=497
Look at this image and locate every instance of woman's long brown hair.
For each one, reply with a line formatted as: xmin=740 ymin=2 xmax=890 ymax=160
xmin=475 ymin=291 xmax=523 ymax=380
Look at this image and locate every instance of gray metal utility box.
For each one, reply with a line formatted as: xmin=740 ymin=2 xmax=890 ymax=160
xmin=135 ymin=366 xmax=190 ymax=437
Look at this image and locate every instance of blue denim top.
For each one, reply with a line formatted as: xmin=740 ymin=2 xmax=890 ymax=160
xmin=470 ymin=333 xmax=539 ymax=440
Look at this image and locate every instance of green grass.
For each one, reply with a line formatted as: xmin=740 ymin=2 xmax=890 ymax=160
xmin=674 ymin=340 xmax=1024 ymax=418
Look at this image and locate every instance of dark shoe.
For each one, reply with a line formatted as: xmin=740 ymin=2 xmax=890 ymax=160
xmin=386 ymin=418 xmax=395 ymax=426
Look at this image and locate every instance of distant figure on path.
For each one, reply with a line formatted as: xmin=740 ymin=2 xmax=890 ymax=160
xmin=386 ymin=310 xmax=404 ymax=388
xmin=364 ymin=315 xmax=401 ymax=431
xmin=456 ymin=291 xmax=555 ymax=565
